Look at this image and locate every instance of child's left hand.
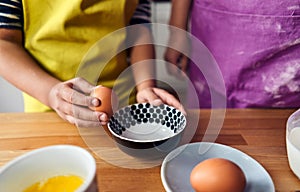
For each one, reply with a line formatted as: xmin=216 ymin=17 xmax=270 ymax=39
xmin=136 ymin=87 xmax=187 ymax=116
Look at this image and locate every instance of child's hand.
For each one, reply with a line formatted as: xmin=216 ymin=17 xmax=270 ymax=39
xmin=48 ymin=77 xmax=109 ymax=127
xmin=136 ymin=87 xmax=187 ymax=116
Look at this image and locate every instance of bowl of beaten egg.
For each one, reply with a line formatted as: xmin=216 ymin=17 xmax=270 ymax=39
xmin=161 ymin=142 xmax=275 ymax=192
xmin=0 ymin=145 xmax=97 ymax=192
xmin=107 ymin=103 xmax=186 ymax=159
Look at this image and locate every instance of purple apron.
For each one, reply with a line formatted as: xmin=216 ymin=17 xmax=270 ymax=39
xmin=188 ymin=0 xmax=300 ymax=108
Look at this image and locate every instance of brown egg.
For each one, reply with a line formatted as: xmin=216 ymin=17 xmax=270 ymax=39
xmin=89 ymin=86 xmax=118 ymax=118
xmin=190 ymin=158 xmax=246 ymax=192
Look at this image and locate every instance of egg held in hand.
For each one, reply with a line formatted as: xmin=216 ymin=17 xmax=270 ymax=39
xmin=89 ymin=86 xmax=118 ymax=118
xmin=190 ymin=158 xmax=246 ymax=192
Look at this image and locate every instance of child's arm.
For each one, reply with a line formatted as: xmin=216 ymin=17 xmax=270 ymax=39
xmin=164 ymin=0 xmax=192 ymax=78
xmin=0 ymin=29 xmax=106 ymax=127
xmin=128 ymin=24 xmax=186 ymax=114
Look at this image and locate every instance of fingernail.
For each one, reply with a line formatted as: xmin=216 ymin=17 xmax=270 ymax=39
xmin=99 ymin=113 xmax=108 ymax=122
xmin=91 ymin=98 xmax=101 ymax=107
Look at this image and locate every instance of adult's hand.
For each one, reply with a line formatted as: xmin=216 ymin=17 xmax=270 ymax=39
xmin=48 ymin=77 xmax=109 ymax=127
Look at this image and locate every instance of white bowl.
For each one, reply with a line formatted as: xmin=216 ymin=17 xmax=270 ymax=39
xmin=0 ymin=145 xmax=97 ymax=192
xmin=108 ymin=103 xmax=186 ymax=159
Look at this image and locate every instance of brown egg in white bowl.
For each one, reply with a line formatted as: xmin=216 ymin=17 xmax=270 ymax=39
xmin=161 ymin=142 xmax=275 ymax=192
xmin=189 ymin=158 xmax=246 ymax=192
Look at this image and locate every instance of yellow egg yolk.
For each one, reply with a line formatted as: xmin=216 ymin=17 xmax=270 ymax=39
xmin=23 ymin=175 xmax=84 ymax=192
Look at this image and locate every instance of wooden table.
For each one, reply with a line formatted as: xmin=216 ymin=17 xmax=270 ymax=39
xmin=0 ymin=109 xmax=300 ymax=192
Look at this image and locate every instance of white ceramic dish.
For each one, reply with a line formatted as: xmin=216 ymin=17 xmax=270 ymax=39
xmin=0 ymin=145 xmax=97 ymax=192
xmin=161 ymin=142 xmax=275 ymax=192
xmin=107 ymin=103 xmax=186 ymax=159
xmin=108 ymin=103 xmax=186 ymax=142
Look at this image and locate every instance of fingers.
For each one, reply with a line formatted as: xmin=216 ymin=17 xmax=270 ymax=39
xmin=53 ymin=78 xmax=100 ymax=108
xmin=68 ymin=77 xmax=95 ymax=94
xmin=56 ymin=101 xmax=109 ymax=127
xmin=48 ymin=78 xmax=109 ymax=128
xmin=142 ymin=90 xmax=163 ymax=105
xmin=136 ymin=87 xmax=162 ymax=105
xmin=136 ymin=87 xmax=187 ymax=116
xmin=65 ymin=114 xmax=104 ymax=128
xmin=152 ymin=88 xmax=187 ymax=116
xmin=60 ymin=85 xmax=98 ymax=108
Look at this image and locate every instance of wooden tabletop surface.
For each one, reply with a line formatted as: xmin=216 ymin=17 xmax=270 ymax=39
xmin=0 ymin=109 xmax=300 ymax=192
